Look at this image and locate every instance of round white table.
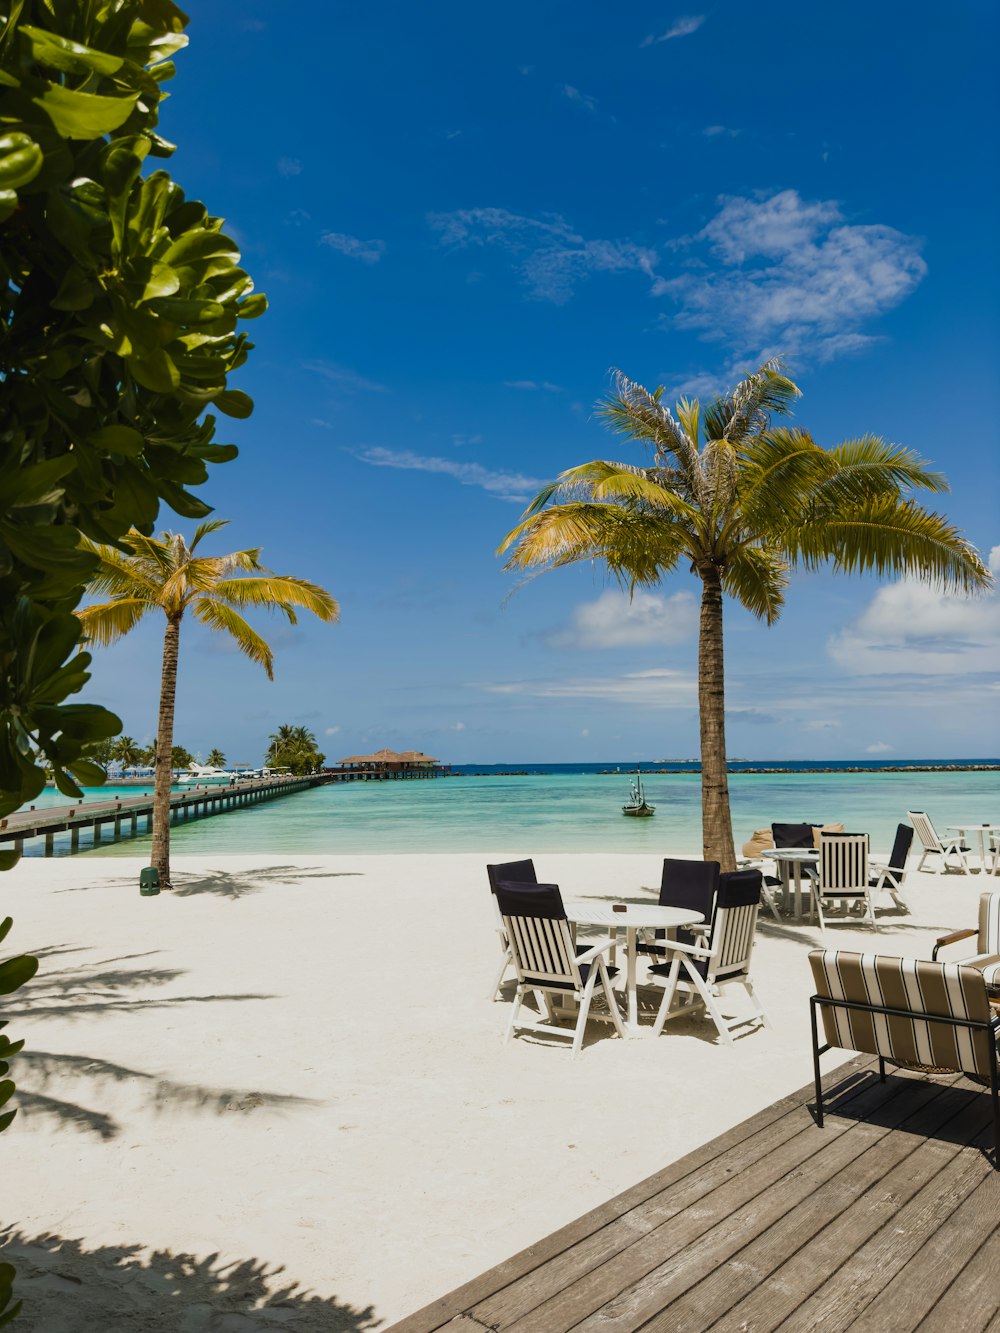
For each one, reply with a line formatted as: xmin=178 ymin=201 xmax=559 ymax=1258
xmin=766 ymin=848 xmax=818 ymax=919
xmin=564 ymin=901 xmax=705 ymax=1032
xmin=946 ymin=824 xmax=1000 ymax=873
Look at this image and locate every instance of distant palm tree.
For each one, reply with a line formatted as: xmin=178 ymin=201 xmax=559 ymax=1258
xmin=110 ymin=735 xmax=142 ymax=767
xmin=206 ymin=748 xmax=226 ymax=767
xmin=77 ymin=520 xmax=338 ymax=885
xmin=266 ymin=723 xmax=324 ymax=774
xmin=499 ymin=361 xmax=991 ymax=868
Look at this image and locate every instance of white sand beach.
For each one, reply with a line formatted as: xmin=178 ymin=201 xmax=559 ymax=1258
xmin=0 ymin=851 xmax=990 ymax=1331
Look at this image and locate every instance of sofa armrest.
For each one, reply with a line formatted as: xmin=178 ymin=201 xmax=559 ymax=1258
xmin=931 ymin=927 xmax=977 ymax=961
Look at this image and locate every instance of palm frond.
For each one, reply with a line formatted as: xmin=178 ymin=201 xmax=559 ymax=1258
xmin=79 ymin=538 xmax=164 ymax=598
xmin=736 ymin=428 xmax=829 ymax=530
xmin=76 ymin=598 xmax=156 ymax=646
xmin=540 ymin=460 xmax=700 ymax=518
xmin=123 ymin=530 xmax=177 ymax=579
xmin=598 ymin=369 xmax=703 ymax=494
xmin=499 ymin=503 xmax=691 ymax=587
xmin=781 ymin=497 xmax=993 ymax=593
xmin=212 ymin=575 xmax=340 ymax=622
xmin=815 ymin=436 xmax=950 ymax=503
xmin=190 ymin=518 xmax=230 ymax=551
xmin=192 ymin=599 xmax=276 ymax=679
xmin=702 ymin=359 xmax=799 ymax=443
xmin=721 ymin=546 xmax=789 ymax=624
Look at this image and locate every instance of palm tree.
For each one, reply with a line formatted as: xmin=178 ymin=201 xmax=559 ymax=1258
xmin=77 ymin=520 xmax=339 ymax=886
xmin=206 ymin=748 xmax=226 ymax=767
xmin=110 ymin=735 xmax=142 ymax=767
xmin=266 ymin=724 xmax=324 ymax=774
xmin=499 ymin=361 xmax=990 ymax=870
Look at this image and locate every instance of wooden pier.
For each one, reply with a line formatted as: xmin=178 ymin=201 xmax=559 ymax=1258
xmin=0 ymin=772 xmax=334 ymax=858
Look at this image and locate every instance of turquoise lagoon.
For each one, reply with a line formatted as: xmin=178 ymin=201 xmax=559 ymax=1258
xmin=20 ymin=764 xmax=1000 ymax=857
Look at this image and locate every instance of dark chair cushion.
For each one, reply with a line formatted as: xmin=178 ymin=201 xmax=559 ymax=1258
xmin=487 ymin=858 xmax=537 ymax=893
xmin=772 ymin=822 xmax=817 ymax=849
xmin=494 ymin=881 xmax=565 ymax=919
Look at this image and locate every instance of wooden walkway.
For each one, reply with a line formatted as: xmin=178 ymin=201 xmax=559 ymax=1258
xmin=390 ymin=1057 xmax=1000 ymax=1332
xmin=0 ymin=772 xmax=334 ymax=856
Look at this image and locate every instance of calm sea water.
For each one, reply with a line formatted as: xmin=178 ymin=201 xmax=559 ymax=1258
xmin=17 ymin=761 xmax=999 ymax=857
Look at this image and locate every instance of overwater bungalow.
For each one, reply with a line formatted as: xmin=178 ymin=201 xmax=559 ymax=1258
xmin=331 ymin=748 xmax=449 ymax=780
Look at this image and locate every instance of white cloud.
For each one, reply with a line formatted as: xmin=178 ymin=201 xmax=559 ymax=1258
xmin=641 ymin=16 xmax=705 ymax=45
xmin=427 ymin=207 xmax=658 ymax=304
xmin=804 ymin=719 xmax=842 ymax=731
xmin=353 ymin=447 xmax=547 ymax=502
xmin=562 ymin=84 xmax=599 ymax=113
xmin=703 ymin=125 xmax=740 ymax=138
xmin=657 ymin=189 xmax=926 ymax=361
xmin=580 ymin=728 xmax=590 ymax=737
xmin=504 ymin=379 xmax=564 ymax=392
xmin=450 ymin=722 xmax=466 ymax=732
xmin=324 ymin=726 xmax=341 ymax=736
xmin=828 ymin=545 xmax=1000 ymax=675
xmin=304 ymin=360 xmax=389 ymax=394
xmin=277 ymin=157 xmax=302 ymax=176
xmin=320 ymin=232 xmax=386 ymax=264
xmin=482 ymin=668 xmax=696 ymax=707
xmin=451 ymin=433 xmax=483 ymax=447
xmin=544 ymin=589 xmax=697 ymax=649
xmin=866 ymin=741 xmax=892 ymax=753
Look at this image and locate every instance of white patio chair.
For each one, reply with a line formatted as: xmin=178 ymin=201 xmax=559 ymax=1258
xmin=868 ymin=822 xmax=913 ymax=911
xmin=495 ymin=881 xmax=625 ymax=1057
xmin=933 ymin=892 xmax=1000 ymax=994
xmin=650 ymin=869 xmax=771 ymax=1046
xmin=812 ymin=832 xmax=875 ymax=934
xmin=908 ymin=810 xmax=970 ymax=873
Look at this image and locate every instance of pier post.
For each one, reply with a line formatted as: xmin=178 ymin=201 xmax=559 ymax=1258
xmin=114 ymin=815 xmax=122 ymax=838
xmin=131 ymin=813 xmax=138 ymax=834
xmin=93 ymin=821 xmax=102 ymax=846
xmin=71 ymin=826 xmax=79 ymax=851
xmin=44 ymin=832 xmax=54 ymax=856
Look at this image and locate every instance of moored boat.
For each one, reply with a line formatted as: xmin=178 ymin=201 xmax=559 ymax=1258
xmin=622 ymin=770 xmax=656 ymax=817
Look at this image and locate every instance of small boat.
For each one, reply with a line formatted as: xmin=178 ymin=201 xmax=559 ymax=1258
xmin=622 ymin=770 xmax=656 ymax=818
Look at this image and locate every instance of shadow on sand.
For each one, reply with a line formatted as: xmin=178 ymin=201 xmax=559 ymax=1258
xmin=8 ymin=946 xmax=315 ymax=1139
xmin=0 ymin=1230 xmax=380 ymax=1332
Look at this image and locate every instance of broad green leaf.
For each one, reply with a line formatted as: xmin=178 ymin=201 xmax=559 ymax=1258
xmin=19 ymin=26 xmax=125 ymax=77
xmin=0 ymin=132 xmax=42 ymax=189
xmin=127 ymin=343 xmax=180 ymax=392
xmin=237 ymin=293 xmax=267 ymax=319
xmin=87 ymin=426 xmax=144 ymax=457
xmin=51 ymin=265 xmax=94 ymax=311
xmin=212 ymin=389 xmax=253 ymax=419
xmin=0 ymin=955 xmax=38 ymax=996
xmin=32 ymin=83 xmax=139 ymax=139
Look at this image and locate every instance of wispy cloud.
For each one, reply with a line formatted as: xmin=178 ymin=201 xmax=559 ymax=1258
xmin=428 ymin=207 xmax=658 ymax=304
xmin=827 ymin=544 xmax=1000 ymax=676
xmin=324 ymin=726 xmax=341 ymax=736
xmin=562 ymin=84 xmax=599 ymax=113
xmin=451 ymin=433 xmax=483 ymax=447
xmin=544 ymin=589 xmax=697 ymax=650
xmin=481 ymin=667 xmax=696 ymax=706
xmin=353 ymin=447 xmax=547 ymax=502
xmin=304 ymin=360 xmax=389 ymax=394
xmin=703 ymin=125 xmax=740 ymax=138
xmin=277 ymin=157 xmax=302 ymax=176
xmin=504 ymin=379 xmax=564 ymax=392
xmin=866 ymin=741 xmax=892 ymax=753
xmin=641 ymin=16 xmax=705 ymax=46
xmin=320 ymin=232 xmax=386 ymax=264
xmin=655 ymin=189 xmax=926 ymax=361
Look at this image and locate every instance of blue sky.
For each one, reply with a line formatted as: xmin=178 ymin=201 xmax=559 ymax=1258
xmin=86 ymin=0 xmax=1000 ymax=764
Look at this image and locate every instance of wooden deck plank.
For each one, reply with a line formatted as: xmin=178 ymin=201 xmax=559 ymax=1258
xmin=644 ymin=1078 xmax=986 ymax=1332
xmin=557 ymin=1078 xmax=968 ymax=1333
xmin=776 ymin=1102 xmax=995 ymax=1332
xmin=386 ymin=1059 xmax=998 ymax=1333
xmin=695 ymin=1082 xmax=991 ymax=1333
xmin=853 ymin=1179 xmax=1000 ymax=1333
xmin=469 ymin=1067 xmax=896 ymax=1332
xmin=385 ymin=1060 xmax=872 ymax=1333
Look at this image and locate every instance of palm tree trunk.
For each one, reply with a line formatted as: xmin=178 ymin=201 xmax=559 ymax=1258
xmin=698 ymin=568 xmax=736 ymax=871
xmin=151 ymin=613 xmax=181 ymax=886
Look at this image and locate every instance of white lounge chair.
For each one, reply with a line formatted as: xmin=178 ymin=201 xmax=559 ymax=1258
xmin=495 ymin=881 xmax=625 ymax=1057
xmin=908 ymin=810 xmax=970 ymax=873
xmin=868 ymin=822 xmax=913 ymax=911
xmin=650 ymin=869 xmax=771 ymax=1045
xmin=811 ymin=832 xmax=875 ymax=934
xmin=486 ymin=859 xmax=537 ymax=1000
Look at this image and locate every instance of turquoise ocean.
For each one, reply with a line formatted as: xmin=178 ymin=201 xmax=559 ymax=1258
xmin=18 ymin=761 xmax=1000 ymax=857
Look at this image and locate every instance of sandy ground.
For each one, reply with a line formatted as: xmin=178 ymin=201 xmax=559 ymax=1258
xmin=0 ymin=850 xmax=991 ymax=1331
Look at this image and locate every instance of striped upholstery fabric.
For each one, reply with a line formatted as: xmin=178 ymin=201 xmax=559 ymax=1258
xmin=963 ymin=893 xmax=1000 ymax=993
xmin=818 ymin=833 xmax=869 ymax=897
xmin=809 ymin=949 xmax=996 ymax=1077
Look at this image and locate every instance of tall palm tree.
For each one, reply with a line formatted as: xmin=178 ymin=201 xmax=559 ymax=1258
xmin=77 ymin=520 xmax=338 ymax=886
xmin=206 ymin=748 xmax=226 ymax=767
xmin=499 ymin=361 xmax=990 ymax=870
xmin=110 ymin=735 xmax=142 ymax=767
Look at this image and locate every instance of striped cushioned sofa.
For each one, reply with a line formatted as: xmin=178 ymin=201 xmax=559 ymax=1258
xmin=932 ymin=892 xmax=1000 ymax=993
xmin=808 ymin=949 xmax=1000 ymax=1167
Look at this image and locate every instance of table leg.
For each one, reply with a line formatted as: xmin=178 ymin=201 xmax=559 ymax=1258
xmin=626 ymin=926 xmax=638 ymax=1030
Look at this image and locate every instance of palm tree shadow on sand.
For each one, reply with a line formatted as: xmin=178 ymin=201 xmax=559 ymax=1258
xmin=170 ymin=864 xmax=363 ymax=900
xmin=8 ymin=946 xmax=316 ymax=1139
xmin=1 ymin=1230 xmax=380 ymax=1332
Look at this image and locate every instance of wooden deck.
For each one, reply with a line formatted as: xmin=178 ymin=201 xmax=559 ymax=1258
xmin=389 ymin=1057 xmax=1000 ymax=1332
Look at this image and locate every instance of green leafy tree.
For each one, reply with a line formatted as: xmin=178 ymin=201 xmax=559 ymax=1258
xmin=499 ymin=362 xmax=991 ymax=868
xmin=0 ymin=0 xmax=266 ymax=825
xmin=265 ymin=724 xmax=325 ymax=775
xmin=77 ymin=522 xmax=338 ymax=884
xmin=170 ymin=744 xmax=192 ymax=769
xmin=110 ymin=734 xmax=141 ymax=766
xmin=205 ymin=747 xmax=225 ymax=767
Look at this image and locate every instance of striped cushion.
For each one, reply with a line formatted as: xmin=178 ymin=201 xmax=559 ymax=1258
xmin=965 ymin=953 xmax=1000 ymax=994
xmin=979 ymin=893 xmax=1000 ymax=955
xmin=809 ymin=949 xmax=996 ymax=1077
